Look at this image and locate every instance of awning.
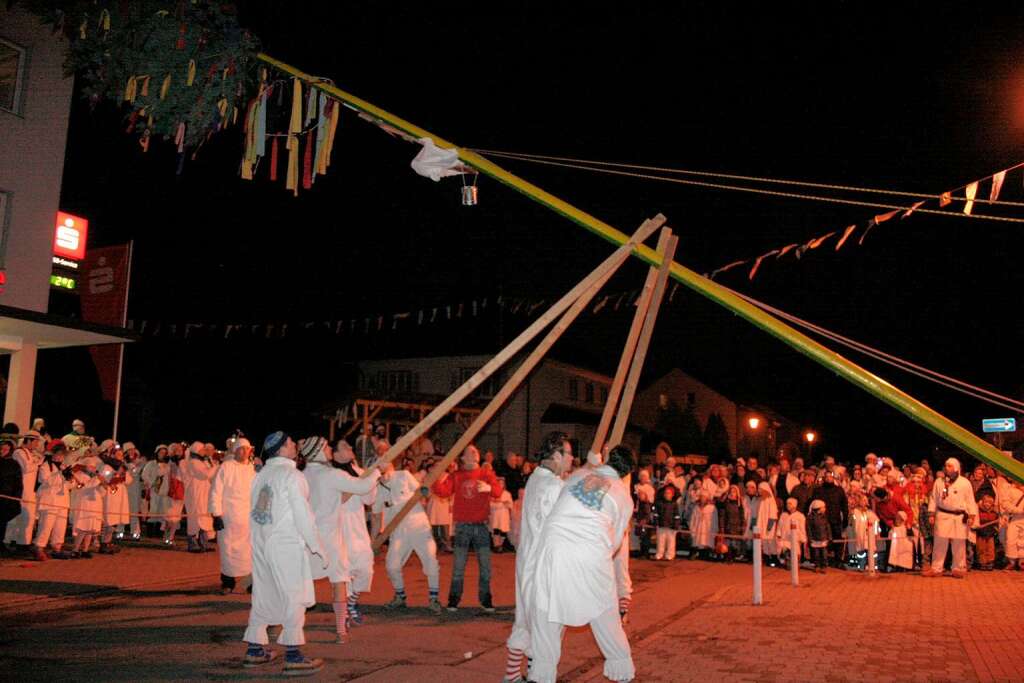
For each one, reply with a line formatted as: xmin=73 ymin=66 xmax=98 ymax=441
xmin=0 ymin=304 xmax=136 ymax=351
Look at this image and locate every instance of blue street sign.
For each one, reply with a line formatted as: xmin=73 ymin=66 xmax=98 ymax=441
xmin=982 ymin=418 xmax=1016 ymax=433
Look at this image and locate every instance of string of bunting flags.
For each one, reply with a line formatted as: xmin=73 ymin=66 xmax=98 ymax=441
xmin=705 ymin=161 xmax=1024 ymax=281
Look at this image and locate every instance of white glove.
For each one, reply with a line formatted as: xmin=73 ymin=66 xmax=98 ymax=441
xmin=476 ymin=481 xmax=492 ymax=494
xmin=587 ymin=451 xmax=603 ymax=466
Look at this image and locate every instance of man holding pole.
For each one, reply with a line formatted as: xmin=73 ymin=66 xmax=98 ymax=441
xmin=527 ymin=445 xmax=636 ymax=683
xmin=432 ymin=444 xmax=504 ymax=613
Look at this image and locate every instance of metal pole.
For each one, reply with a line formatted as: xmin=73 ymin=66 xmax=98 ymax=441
xmin=255 ymin=53 xmax=1024 ymax=484
xmin=752 ymin=535 xmax=763 ymax=605
xmin=867 ymin=522 xmax=878 ymax=576
xmin=111 ymin=240 xmax=133 ymax=443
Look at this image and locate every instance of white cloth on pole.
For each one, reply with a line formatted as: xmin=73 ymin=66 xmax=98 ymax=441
xmin=410 ymin=137 xmax=462 ymax=181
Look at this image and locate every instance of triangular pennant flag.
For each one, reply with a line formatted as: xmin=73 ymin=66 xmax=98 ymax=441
xmin=858 ymin=219 xmax=877 ymax=246
xmin=835 ymin=224 xmax=857 ymax=250
xmin=808 ymin=231 xmax=836 ymax=249
xmin=777 ymin=243 xmax=799 ymax=258
xmin=939 ymin=191 xmax=952 ymax=207
xmin=709 ymin=260 xmax=747 ymax=280
xmin=902 ymin=200 xmax=924 ymax=219
xmin=873 ymin=210 xmax=899 ymax=224
xmin=990 ymin=171 xmax=1006 ymax=202
xmin=748 ymin=250 xmax=779 ymax=280
xmin=963 ymin=181 xmax=978 ymax=215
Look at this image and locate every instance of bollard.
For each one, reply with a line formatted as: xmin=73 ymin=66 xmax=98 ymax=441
xmin=790 ymin=523 xmax=800 ymax=587
xmin=867 ymin=524 xmax=878 ymax=576
xmin=752 ymin=534 xmax=763 ymax=605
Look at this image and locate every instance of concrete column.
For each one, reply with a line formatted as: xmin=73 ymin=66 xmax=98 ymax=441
xmin=3 ymin=339 xmax=37 ymax=432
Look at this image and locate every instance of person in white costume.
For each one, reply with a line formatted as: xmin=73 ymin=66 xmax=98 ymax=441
xmin=887 ymin=510 xmax=914 ymax=570
xmin=776 ymin=497 xmax=807 ymax=567
xmin=161 ymin=444 xmax=187 ymax=546
xmin=427 ymin=461 xmax=454 ymax=553
xmin=490 ymin=478 xmax=514 ymax=552
xmin=209 ymin=437 xmax=256 ymax=595
xmin=123 ymin=442 xmax=147 ymax=540
xmin=527 ymin=444 xmax=636 ymax=683
xmin=747 ymin=481 xmax=780 ymax=565
xmin=298 ymin=435 xmax=379 ymax=643
xmin=688 ymin=490 xmax=718 ymax=558
xmin=32 ymin=441 xmax=74 ymax=560
xmin=373 ymin=458 xmax=442 ymax=613
xmin=1003 ymin=479 xmax=1024 ymax=570
xmin=184 ymin=442 xmax=217 ymax=553
xmin=242 ymin=431 xmax=326 ymax=676
xmin=141 ymin=445 xmax=169 ymax=538
xmin=923 ymin=457 xmax=978 ymax=578
xmin=98 ymin=442 xmax=130 ymax=554
xmin=69 ymin=449 xmax=106 ymax=557
xmin=333 ymin=439 xmax=377 ymax=626
xmin=4 ymin=430 xmax=43 ymax=547
xmin=502 ymin=432 xmax=573 ymax=683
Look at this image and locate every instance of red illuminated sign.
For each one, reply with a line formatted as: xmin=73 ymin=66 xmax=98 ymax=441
xmin=53 ymin=211 xmax=88 ymax=260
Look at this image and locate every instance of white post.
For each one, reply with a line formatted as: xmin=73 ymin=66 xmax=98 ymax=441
xmin=867 ymin=522 xmax=878 ymax=576
xmin=752 ymin=534 xmax=763 ymax=605
xmin=790 ymin=523 xmax=800 ymax=587
xmin=111 ymin=241 xmax=134 ymax=443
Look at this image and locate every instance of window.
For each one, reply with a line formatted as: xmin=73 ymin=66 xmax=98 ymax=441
xmin=568 ymin=378 xmax=579 ymax=401
xmin=599 ymin=386 xmax=609 ymax=405
xmin=379 ymin=370 xmax=418 ymax=394
xmin=0 ymin=38 xmax=27 ymax=114
xmin=584 ymin=382 xmax=594 ymax=404
xmin=458 ymin=366 xmax=496 ymax=398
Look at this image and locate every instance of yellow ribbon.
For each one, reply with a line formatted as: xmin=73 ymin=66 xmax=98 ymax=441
xmin=187 ymin=60 xmax=196 ymax=86
xmin=99 ymin=9 xmax=111 ymax=31
xmin=160 ymin=74 xmax=171 ymax=100
xmin=286 ymin=78 xmax=303 ymax=194
xmin=124 ymin=76 xmax=137 ymax=103
xmin=138 ymin=75 xmax=150 ymax=97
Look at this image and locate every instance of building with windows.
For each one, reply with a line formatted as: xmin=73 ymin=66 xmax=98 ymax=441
xmin=0 ymin=6 xmax=131 ymax=430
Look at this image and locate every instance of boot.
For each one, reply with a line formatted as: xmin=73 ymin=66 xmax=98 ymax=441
xmin=32 ymin=546 xmax=48 ymax=561
xmin=187 ymin=536 xmax=201 ymax=553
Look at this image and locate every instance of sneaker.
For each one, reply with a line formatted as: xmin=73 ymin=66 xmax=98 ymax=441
xmin=130 ymin=533 xmax=142 ymax=541
xmin=242 ymin=648 xmax=278 ymax=668
xmin=951 ymin=569 xmax=967 ymax=579
xmin=347 ymin=609 xmax=363 ymax=627
xmin=428 ymin=597 xmax=442 ymax=615
xmin=385 ymin=594 xmax=406 ymax=609
xmin=446 ymin=602 xmax=459 ymax=613
xmin=283 ymin=656 xmax=324 ymax=676
xmin=920 ymin=567 xmax=941 ymax=578
xmin=481 ymin=600 xmax=496 ymax=613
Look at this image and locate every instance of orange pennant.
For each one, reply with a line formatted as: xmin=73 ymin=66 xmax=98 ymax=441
xmin=990 ymin=171 xmax=1006 ymax=202
xmin=902 ymin=200 xmax=924 ymax=219
xmin=873 ymin=210 xmax=899 ymax=224
xmin=748 ymin=250 xmax=779 ymax=280
xmin=835 ymin=224 xmax=857 ymax=250
xmin=939 ymin=191 xmax=952 ymax=207
xmin=808 ymin=231 xmax=836 ymax=249
xmin=777 ymin=243 xmax=799 ymax=257
xmin=963 ymin=181 xmax=978 ymax=215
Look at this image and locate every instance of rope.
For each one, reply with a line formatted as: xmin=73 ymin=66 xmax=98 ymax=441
xmin=470 ymin=148 xmax=1024 ymax=209
xmin=472 ymin=150 xmax=1024 ymax=223
xmin=0 ymin=493 xmax=212 ymax=519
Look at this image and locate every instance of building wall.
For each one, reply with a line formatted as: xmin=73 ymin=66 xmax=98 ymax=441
xmin=0 ymin=7 xmax=73 ymax=313
xmin=631 ymin=368 xmax=740 ymax=454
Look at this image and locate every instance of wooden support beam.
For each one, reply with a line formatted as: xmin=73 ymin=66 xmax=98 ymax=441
xmin=370 ymin=222 xmax=643 ymax=549
xmin=609 ymin=233 xmax=679 ymax=447
xmin=357 ymin=215 xmax=665 ymax=479
xmin=591 ymin=227 xmax=673 ymax=455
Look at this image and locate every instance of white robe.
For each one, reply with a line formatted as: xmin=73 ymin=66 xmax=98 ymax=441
xmin=141 ymin=460 xmax=168 ymax=517
xmin=302 ymin=462 xmax=379 ymax=583
xmin=1002 ymin=487 xmax=1024 ymax=559
xmin=776 ymin=510 xmax=807 ymax=550
xmin=847 ymin=508 xmax=879 ymax=554
xmin=339 ymin=462 xmax=377 ymax=593
xmin=4 ymin=447 xmax=42 ymax=544
xmin=927 ymin=475 xmax=978 ymax=540
xmin=531 ymin=465 xmax=634 ymax=627
xmin=71 ymin=457 xmax=105 ymax=534
xmin=209 ymin=458 xmax=256 ymax=577
xmin=244 ymin=457 xmax=324 ymax=647
xmin=888 ymin=524 xmax=914 ymax=569
xmin=490 ymin=491 xmax=513 ymax=532
xmin=508 ymin=467 xmax=565 ymax=652
xmin=374 ymin=469 xmax=439 ymax=592
xmin=688 ymin=502 xmax=718 ymax=549
xmin=746 ymin=496 xmax=779 ymax=554
xmin=184 ymin=455 xmax=217 ymax=535
xmin=126 ymin=458 xmax=148 ymax=523
xmin=103 ymin=466 xmax=132 ymax=527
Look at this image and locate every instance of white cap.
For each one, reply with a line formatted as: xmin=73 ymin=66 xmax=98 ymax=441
xmin=945 ymin=457 xmax=961 ymax=472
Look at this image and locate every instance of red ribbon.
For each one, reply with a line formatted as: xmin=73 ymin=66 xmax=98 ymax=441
xmin=269 ymin=137 xmax=279 ymax=182
xmin=302 ymin=130 xmax=314 ymax=190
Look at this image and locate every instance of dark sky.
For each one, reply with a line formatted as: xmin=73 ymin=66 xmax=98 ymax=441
xmin=40 ymin=2 xmax=1024 ymax=458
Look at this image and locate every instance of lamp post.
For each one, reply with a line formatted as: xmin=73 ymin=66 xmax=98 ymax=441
xmin=747 ymin=416 xmax=762 ymax=463
xmin=804 ymin=430 xmax=817 ymax=461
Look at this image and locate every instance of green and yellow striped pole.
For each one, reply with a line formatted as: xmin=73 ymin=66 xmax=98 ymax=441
xmin=258 ymin=53 xmax=1024 ymax=482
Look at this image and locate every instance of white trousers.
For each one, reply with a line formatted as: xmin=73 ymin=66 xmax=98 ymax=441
xmin=34 ymin=507 xmax=68 ymax=549
xmin=4 ymin=498 xmax=36 ymax=545
xmin=655 ymin=527 xmax=676 ymax=559
xmin=385 ymin=525 xmax=439 ymax=592
xmin=932 ymin=536 xmax=967 ymax=571
xmin=529 ymin=604 xmax=634 ymax=683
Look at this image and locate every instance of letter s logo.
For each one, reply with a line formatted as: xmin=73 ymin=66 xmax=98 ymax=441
xmin=56 ymin=226 xmax=80 ymax=252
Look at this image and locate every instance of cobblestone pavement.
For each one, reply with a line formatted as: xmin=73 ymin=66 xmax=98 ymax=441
xmin=2 ymin=543 xmax=1023 ymax=681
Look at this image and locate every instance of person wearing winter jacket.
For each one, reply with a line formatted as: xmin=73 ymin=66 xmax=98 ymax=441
xmin=807 ymin=500 xmax=831 ymax=573
xmin=810 ymin=470 xmax=848 ymax=567
xmin=653 ymin=484 xmax=680 ymax=561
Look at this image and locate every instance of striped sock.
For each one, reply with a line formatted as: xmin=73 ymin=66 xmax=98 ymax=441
xmin=285 ymin=646 xmax=302 ymax=663
xmin=428 ymin=589 xmax=438 ymax=600
xmin=347 ymin=593 xmax=359 ymax=617
xmin=332 ymin=602 xmax=347 ymax=641
xmin=396 ymin=589 xmax=407 ymax=600
xmin=505 ymin=647 xmax=524 ymax=681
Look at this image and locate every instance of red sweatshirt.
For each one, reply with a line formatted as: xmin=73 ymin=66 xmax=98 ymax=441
xmin=432 ymin=467 xmax=504 ymax=524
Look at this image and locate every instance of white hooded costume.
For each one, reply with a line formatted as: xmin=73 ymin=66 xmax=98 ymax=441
xmin=507 ymin=465 xmax=565 ymax=655
xmin=34 ymin=459 xmax=73 ymax=549
xmin=141 ymin=455 xmax=168 ymax=518
xmin=689 ymin=497 xmax=719 ymax=549
xmin=927 ymin=458 xmax=978 ymax=573
xmin=747 ymin=482 xmax=780 ymax=555
xmin=1003 ymin=486 xmax=1024 ymax=560
xmin=776 ymin=509 xmax=807 ymax=552
xmin=302 ymin=454 xmax=380 ymax=584
xmin=209 ymin=447 xmax=257 ymax=578
xmin=528 ymin=465 xmax=635 ymax=683
xmin=71 ymin=455 xmax=106 ymax=534
xmin=337 ymin=459 xmax=377 ymax=593
xmin=183 ymin=445 xmax=217 ymax=537
xmin=4 ymin=445 xmax=42 ymax=545
xmin=243 ymin=455 xmax=325 ymax=646
xmin=373 ymin=468 xmax=439 ymax=594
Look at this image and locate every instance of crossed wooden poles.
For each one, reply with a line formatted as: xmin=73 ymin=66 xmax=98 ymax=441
xmin=353 ymin=215 xmax=677 ymax=550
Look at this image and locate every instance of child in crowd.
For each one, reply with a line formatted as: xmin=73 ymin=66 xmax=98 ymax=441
xmin=972 ymin=493 xmax=999 ymax=571
xmin=776 ymin=497 xmax=807 ymax=568
xmin=848 ymin=494 xmax=879 ymax=572
xmin=808 ymin=500 xmax=831 ymax=574
xmin=634 ymin=470 xmax=657 ymax=558
xmin=654 ymin=484 xmax=680 ymax=561
xmin=717 ymin=484 xmax=747 ymax=562
xmin=1004 ymin=480 xmax=1024 ymax=571
xmin=887 ymin=511 xmax=914 ymax=572
xmin=489 ymin=478 xmax=514 ymax=553
xmin=688 ymin=490 xmax=718 ymax=560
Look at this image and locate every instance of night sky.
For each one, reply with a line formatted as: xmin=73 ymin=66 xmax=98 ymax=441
xmin=36 ymin=2 xmax=1024 ymax=459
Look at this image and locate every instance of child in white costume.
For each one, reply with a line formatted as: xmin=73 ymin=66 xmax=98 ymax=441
xmin=776 ymin=497 xmax=807 ymax=567
xmin=888 ymin=510 xmax=914 ymax=570
xmin=490 ymin=479 xmax=514 ymax=552
xmin=688 ymin=490 xmax=718 ymax=558
xmin=1002 ymin=481 xmax=1024 ymax=569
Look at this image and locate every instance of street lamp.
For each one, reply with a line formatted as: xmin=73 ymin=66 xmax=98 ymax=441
xmin=804 ymin=430 xmax=817 ymax=460
xmin=746 ymin=416 xmax=762 ymax=462
xmin=748 ymin=417 xmax=761 ymax=430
